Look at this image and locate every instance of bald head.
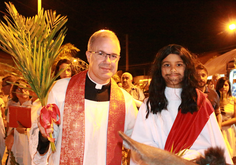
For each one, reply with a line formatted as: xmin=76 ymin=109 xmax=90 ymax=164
xmin=87 ymin=29 xmax=120 ymax=53
xmin=122 ymin=72 xmax=133 ymax=80
xmin=121 ymin=72 xmax=133 ymax=89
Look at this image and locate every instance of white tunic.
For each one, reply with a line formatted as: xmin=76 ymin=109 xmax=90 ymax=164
xmin=31 ymin=78 xmax=138 ymax=165
xmin=131 ymin=87 xmax=233 ymax=165
xmin=7 ymin=100 xmax=32 ymax=165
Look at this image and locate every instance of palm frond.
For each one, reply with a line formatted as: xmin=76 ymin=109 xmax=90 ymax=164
xmin=0 ymin=2 xmax=68 ymax=106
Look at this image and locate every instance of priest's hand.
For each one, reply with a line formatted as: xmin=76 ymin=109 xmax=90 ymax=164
xmin=37 ymin=116 xmax=53 ymax=139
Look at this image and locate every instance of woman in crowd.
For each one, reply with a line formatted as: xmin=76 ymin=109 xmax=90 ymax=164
xmin=5 ymin=79 xmax=32 ymax=165
xmin=216 ymin=77 xmax=236 ymax=160
xmin=130 ymin=44 xmax=232 ymax=164
xmin=54 ymin=58 xmax=75 ymax=80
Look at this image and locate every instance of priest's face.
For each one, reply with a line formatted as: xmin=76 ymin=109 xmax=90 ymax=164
xmin=86 ymin=36 xmax=120 ymax=84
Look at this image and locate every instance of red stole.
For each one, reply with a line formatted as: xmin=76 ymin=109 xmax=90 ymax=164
xmin=59 ymin=70 xmax=125 ymax=164
xmin=164 ymin=89 xmax=214 ymax=153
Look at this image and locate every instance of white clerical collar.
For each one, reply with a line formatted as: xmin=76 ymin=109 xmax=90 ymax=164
xmin=87 ymin=73 xmax=110 ymax=89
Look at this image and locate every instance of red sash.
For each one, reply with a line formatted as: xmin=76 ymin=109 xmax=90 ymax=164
xmin=164 ymin=89 xmax=214 ymax=153
xmin=59 ymin=70 xmax=125 ymax=164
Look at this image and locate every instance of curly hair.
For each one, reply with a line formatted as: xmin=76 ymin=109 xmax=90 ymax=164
xmin=146 ymin=44 xmax=198 ymax=118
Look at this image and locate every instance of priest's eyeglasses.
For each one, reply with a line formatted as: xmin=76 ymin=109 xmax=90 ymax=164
xmin=89 ymin=51 xmax=120 ymax=61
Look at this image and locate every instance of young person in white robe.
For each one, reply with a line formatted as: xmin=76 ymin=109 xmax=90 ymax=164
xmin=130 ymin=44 xmax=233 ymax=165
xmin=5 ymin=79 xmax=32 ymax=165
xmin=31 ymin=29 xmax=138 ymax=165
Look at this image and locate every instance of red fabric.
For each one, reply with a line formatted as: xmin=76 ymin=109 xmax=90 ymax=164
xmin=59 ymin=70 xmax=126 ymax=164
xmin=164 ymin=89 xmax=214 ymax=153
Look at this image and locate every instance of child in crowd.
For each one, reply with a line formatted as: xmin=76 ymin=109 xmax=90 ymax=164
xmin=5 ymin=79 xmax=32 ymax=165
xmin=54 ymin=58 xmax=75 ymax=80
xmin=207 ymin=79 xmax=214 ymax=90
xmin=130 ymin=44 xmax=232 ymax=164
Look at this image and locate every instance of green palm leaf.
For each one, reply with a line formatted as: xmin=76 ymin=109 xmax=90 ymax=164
xmin=0 ymin=2 xmax=68 ymax=106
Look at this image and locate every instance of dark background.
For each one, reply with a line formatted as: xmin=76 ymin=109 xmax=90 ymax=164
xmin=1 ymin=0 xmax=236 ymax=73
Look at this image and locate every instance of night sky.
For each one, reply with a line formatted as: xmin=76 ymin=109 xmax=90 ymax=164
xmin=1 ymin=0 xmax=236 ymax=69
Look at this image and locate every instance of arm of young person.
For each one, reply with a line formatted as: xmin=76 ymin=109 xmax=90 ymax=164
xmin=130 ymin=100 xmax=159 ymax=148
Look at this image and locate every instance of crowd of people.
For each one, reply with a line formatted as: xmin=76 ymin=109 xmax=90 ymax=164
xmin=0 ymin=29 xmax=235 ymax=165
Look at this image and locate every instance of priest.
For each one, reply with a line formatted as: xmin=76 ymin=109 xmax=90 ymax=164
xmin=31 ymin=29 xmax=138 ymax=165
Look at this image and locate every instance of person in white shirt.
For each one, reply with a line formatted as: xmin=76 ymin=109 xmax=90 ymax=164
xmin=5 ymin=79 xmax=32 ymax=165
xmin=130 ymin=44 xmax=233 ymax=165
xmin=31 ymin=29 xmax=138 ymax=165
xmin=121 ymin=72 xmax=145 ymax=108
